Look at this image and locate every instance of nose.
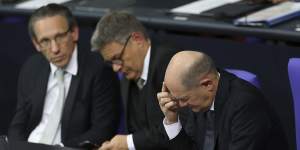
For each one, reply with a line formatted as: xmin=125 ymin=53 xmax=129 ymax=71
xmin=50 ymin=40 xmax=60 ymax=54
xmin=112 ymin=64 xmax=122 ymax=72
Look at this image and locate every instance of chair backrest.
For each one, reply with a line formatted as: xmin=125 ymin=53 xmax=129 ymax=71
xmin=288 ymin=58 xmax=300 ymax=150
xmin=225 ymin=68 xmax=260 ymax=88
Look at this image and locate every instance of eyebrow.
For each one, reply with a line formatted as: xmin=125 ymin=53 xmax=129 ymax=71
xmin=170 ymin=95 xmax=189 ymax=102
xmin=163 ymin=84 xmax=187 ymax=101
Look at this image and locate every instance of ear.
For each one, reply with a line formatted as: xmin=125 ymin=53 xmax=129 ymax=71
xmin=200 ymin=78 xmax=214 ymax=91
xmin=71 ymin=26 xmax=79 ymax=42
xmin=32 ymin=38 xmax=42 ymax=52
xmin=131 ymin=32 xmax=145 ymax=44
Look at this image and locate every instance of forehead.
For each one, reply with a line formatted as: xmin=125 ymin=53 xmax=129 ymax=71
xmin=165 ymin=78 xmax=186 ymax=96
xmin=100 ymin=42 xmax=123 ymax=59
xmin=33 ymin=15 xmax=68 ymax=39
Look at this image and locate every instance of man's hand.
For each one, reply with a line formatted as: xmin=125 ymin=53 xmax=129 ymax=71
xmin=99 ymin=135 xmax=128 ymax=150
xmin=157 ymin=82 xmax=179 ymax=124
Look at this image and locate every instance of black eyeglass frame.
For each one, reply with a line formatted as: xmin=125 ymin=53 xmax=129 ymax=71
xmin=37 ymin=27 xmax=71 ymax=49
xmin=106 ymin=34 xmax=132 ymax=66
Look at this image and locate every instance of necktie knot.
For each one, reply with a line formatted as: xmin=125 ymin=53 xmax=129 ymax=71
xmin=55 ymin=69 xmax=64 ymax=82
xmin=136 ymin=78 xmax=145 ymax=90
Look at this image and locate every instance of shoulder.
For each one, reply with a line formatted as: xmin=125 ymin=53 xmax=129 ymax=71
xmin=20 ymin=53 xmax=48 ymax=75
xmin=219 ymin=70 xmax=266 ymax=109
xmin=78 ymin=49 xmax=113 ymax=78
xmin=151 ymin=40 xmax=181 ymax=69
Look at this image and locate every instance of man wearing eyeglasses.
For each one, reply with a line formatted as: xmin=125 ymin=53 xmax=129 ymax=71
xmin=91 ymin=11 xmax=181 ymax=150
xmin=8 ymin=4 xmax=120 ymax=148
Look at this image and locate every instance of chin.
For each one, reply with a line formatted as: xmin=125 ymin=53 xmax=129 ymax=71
xmin=191 ymin=107 xmax=208 ymax=112
xmin=54 ymin=61 xmax=67 ymax=68
xmin=191 ymin=108 xmax=201 ymax=112
xmin=125 ymin=72 xmax=139 ymax=80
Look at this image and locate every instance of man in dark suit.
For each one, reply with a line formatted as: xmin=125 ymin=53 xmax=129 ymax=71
xmin=8 ymin=4 xmax=120 ymax=148
xmin=158 ymin=51 xmax=288 ymax=150
xmin=91 ymin=11 xmax=179 ymax=150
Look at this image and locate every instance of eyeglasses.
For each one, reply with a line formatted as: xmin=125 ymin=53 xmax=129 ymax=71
xmin=165 ymin=84 xmax=189 ymax=102
xmin=37 ymin=28 xmax=71 ymax=49
xmin=169 ymin=93 xmax=189 ymax=103
xmin=107 ymin=34 xmax=132 ymax=66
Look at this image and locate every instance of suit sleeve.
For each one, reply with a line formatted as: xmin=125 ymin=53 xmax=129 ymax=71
xmin=132 ymin=122 xmax=170 ymax=150
xmin=64 ymin=64 xmax=121 ymax=147
xmin=8 ymin=62 xmax=31 ymax=141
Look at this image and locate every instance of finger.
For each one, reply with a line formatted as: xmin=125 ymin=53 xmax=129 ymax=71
xmin=169 ymin=102 xmax=179 ymax=111
xmin=101 ymin=141 xmax=110 ymax=146
xmin=164 ymin=101 xmax=178 ymax=110
xmin=99 ymin=142 xmax=112 ymax=150
xmin=159 ymin=97 xmax=173 ymax=106
xmin=162 ymin=82 xmax=166 ymax=92
xmin=157 ymin=92 xmax=171 ymax=101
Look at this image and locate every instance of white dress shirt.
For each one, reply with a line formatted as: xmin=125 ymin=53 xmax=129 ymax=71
xmin=28 ymin=46 xmax=78 ymax=145
xmin=127 ymin=46 xmax=151 ymax=150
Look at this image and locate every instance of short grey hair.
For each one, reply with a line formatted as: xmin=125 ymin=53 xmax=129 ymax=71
xmin=182 ymin=53 xmax=217 ymax=88
xmin=28 ymin=3 xmax=77 ymax=40
xmin=91 ymin=11 xmax=148 ymax=51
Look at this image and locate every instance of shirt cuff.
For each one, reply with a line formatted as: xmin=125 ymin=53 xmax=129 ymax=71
xmin=127 ymin=134 xmax=136 ymax=150
xmin=163 ymin=117 xmax=182 ymax=140
xmin=59 ymin=143 xmax=64 ymax=147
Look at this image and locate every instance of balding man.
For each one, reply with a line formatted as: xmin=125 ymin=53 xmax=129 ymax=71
xmin=157 ymin=51 xmax=288 ymax=150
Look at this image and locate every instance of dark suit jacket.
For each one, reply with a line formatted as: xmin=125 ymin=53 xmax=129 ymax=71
xmin=120 ymin=38 xmax=180 ymax=150
xmin=170 ymin=70 xmax=288 ymax=150
xmin=8 ymin=47 xmax=121 ymax=148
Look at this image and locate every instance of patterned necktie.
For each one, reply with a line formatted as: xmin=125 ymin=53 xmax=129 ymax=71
xmin=40 ymin=69 xmax=65 ymax=144
xmin=203 ymin=110 xmax=215 ymax=150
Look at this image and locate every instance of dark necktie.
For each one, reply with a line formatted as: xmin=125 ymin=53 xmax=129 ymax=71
xmin=203 ymin=110 xmax=215 ymax=150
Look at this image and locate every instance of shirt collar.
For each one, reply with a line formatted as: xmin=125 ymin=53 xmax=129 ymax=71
xmin=210 ymin=72 xmax=220 ymax=111
xmin=50 ymin=45 xmax=78 ymax=76
xmin=210 ymin=101 xmax=215 ymax=111
xmin=140 ymin=46 xmax=151 ymax=85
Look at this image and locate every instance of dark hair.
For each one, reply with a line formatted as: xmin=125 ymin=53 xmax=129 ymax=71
xmin=28 ymin=3 xmax=77 ymax=39
xmin=182 ymin=53 xmax=217 ymax=88
xmin=91 ymin=11 xmax=148 ymax=51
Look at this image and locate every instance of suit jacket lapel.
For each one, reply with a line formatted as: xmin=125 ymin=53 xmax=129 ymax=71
xmin=29 ymin=63 xmax=50 ymax=129
xmin=214 ymin=69 xmax=231 ymax=147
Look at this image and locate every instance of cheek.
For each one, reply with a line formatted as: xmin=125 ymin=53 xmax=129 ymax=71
xmin=189 ymin=95 xmax=206 ymax=107
xmin=41 ymin=50 xmax=51 ymax=60
xmin=190 ymin=98 xmax=202 ymax=107
xmin=62 ymin=42 xmax=75 ymax=55
xmin=123 ymin=61 xmax=137 ymax=71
